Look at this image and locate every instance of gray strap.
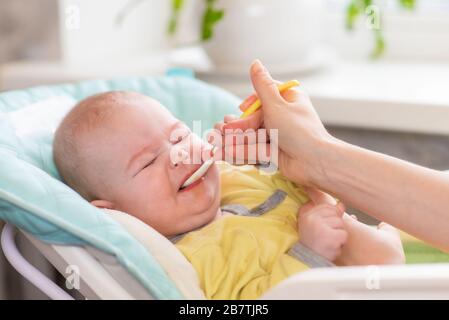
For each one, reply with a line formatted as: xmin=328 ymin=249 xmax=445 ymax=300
xmin=169 ymin=233 xmax=186 ymax=244
xmin=248 ymin=190 xmax=287 ymax=216
xmin=220 ymin=204 xmax=252 ymax=216
xmin=221 ymin=189 xmax=288 ymax=217
xmin=169 ymin=203 xmax=251 ymax=243
xmin=171 ymin=189 xmax=335 ymax=268
xmin=288 ymin=242 xmax=335 ymax=268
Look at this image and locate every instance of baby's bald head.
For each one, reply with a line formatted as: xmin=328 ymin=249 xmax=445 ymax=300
xmin=53 ymin=91 xmax=155 ymax=200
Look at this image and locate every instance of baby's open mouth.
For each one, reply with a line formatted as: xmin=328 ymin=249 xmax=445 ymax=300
xmin=179 ymin=146 xmax=217 ymax=191
xmin=179 ymin=160 xmax=213 ymax=191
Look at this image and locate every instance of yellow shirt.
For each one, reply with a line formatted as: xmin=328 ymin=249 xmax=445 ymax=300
xmin=175 ymin=163 xmax=310 ymax=299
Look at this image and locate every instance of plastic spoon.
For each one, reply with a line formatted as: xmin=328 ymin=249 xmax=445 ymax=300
xmin=181 ymin=146 xmax=218 ymax=189
xmin=240 ymin=80 xmax=300 ymax=119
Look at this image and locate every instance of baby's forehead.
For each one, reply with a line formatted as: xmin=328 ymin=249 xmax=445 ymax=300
xmin=74 ymin=91 xmax=174 ymax=145
xmin=112 ymin=97 xmax=174 ymax=127
xmin=90 ymin=91 xmax=171 ymax=122
xmin=86 ymin=91 xmax=163 ymax=110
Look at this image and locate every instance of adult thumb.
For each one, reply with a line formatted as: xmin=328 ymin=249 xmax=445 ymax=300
xmin=250 ymin=60 xmax=284 ymax=110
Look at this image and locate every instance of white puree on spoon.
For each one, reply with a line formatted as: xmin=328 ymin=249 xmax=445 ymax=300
xmin=181 ymin=146 xmax=218 ymax=189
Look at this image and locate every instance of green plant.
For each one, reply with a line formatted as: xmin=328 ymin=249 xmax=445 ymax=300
xmin=346 ymin=0 xmax=417 ymax=58
xmin=116 ymin=0 xmax=224 ymax=42
xmin=168 ymin=0 xmax=224 ymax=41
xmin=119 ymin=0 xmax=417 ymax=58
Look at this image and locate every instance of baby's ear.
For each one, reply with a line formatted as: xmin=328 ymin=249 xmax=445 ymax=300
xmin=90 ymin=199 xmax=115 ymax=209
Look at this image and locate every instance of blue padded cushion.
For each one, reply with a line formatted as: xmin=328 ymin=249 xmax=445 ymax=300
xmin=0 ymin=75 xmax=240 ymax=299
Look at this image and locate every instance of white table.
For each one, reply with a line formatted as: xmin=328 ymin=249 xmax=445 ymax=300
xmin=197 ymin=61 xmax=449 ymax=136
xmin=2 ymin=48 xmax=449 ymax=135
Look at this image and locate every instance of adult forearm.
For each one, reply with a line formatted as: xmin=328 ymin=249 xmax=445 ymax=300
xmin=313 ymin=138 xmax=449 ymax=252
xmin=219 ymin=59 xmax=449 ymax=251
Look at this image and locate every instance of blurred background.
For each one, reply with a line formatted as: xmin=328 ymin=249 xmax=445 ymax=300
xmin=1 ymin=0 xmax=449 ymax=299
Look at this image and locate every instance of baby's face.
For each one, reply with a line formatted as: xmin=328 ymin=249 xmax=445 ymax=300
xmin=88 ymin=97 xmax=220 ymax=236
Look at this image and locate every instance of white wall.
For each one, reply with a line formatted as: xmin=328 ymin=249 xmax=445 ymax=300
xmin=0 ymin=0 xmax=60 ymax=63
xmin=58 ymin=0 xmax=171 ymax=65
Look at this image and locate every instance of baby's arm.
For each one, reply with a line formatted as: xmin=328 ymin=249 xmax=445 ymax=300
xmin=335 ymin=215 xmax=405 ymax=266
xmin=298 ymin=188 xmax=405 ymax=266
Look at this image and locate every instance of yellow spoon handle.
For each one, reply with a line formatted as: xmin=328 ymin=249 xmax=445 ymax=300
xmin=240 ymin=80 xmax=300 ymax=119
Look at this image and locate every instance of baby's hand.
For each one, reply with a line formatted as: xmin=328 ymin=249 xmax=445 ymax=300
xmin=298 ymin=188 xmax=348 ymax=262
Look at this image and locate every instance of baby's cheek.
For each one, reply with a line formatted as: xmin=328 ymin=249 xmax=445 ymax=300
xmin=211 ymin=168 xmax=221 ymax=195
xmin=138 ymin=180 xmax=174 ymax=213
xmin=143 ymin=195 xmax=178 ymax=232
xmin=147 ymin=185 xmax=174 ymax=209
xmin=206 ymin=166 xmax=221 ymax=200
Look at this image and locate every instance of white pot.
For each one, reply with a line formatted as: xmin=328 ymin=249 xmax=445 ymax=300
xmin=58 ymin=0 xmax=170 ymax=66
xmin=202 ymin=0 xmax=325 ymax=71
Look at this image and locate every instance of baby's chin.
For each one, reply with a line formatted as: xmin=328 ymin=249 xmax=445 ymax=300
xmin=195 ymin=187 xmax=221 ymax=225
xmin=176 ymin=166 xmax=221 ymax=234
xmin=199 ymin=188 xmax=222 ymax=224
xmin=169 ymin=197 xmax=220 ymax=236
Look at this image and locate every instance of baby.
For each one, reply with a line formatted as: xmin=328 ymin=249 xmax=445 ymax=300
xmin=53 ymin=91 xmax=405 ymax=299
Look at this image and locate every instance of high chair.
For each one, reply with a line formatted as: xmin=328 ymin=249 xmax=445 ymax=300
xmin=1 ymin=74 xmax=449 ymax=299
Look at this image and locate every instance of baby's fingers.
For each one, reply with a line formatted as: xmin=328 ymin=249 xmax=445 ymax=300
xmin=322 ymin=229 xmax=347 ymax=260
xmin=324 ymin=216 xmax=345 ymax=230
xmin=306 ymin=203 xmax=345 ymax=219
xmin=336 ymin=202 xmax=346 ymax=217
xmin=305 ymin=187 xmax=338 ymax=206
xmin=335 ymin=229 xmax=348 ymax=247
xmin=298 ymin=201 xmax=316 ymax=217
xmin=378 ymin=222 xmax=400 ymax=237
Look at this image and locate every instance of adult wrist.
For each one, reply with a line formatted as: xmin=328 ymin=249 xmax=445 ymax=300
xmin=308 ymin=134 xmax=348 ymax=190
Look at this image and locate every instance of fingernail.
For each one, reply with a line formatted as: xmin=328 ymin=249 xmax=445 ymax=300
xmin=252 ymin=59 xmax=267 ymax=74
xmin=224 ymin=115 xmax=238 ymax=123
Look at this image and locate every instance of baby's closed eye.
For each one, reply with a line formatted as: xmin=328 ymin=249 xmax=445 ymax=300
xmin=170 ymin=123 xmax=191 ymax=144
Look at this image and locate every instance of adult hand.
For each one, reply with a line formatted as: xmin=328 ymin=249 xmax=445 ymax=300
xmin=214 ymin=60 xmax=335 ymax=186
xmin=211 ymin=61 xmax=449 ymax=253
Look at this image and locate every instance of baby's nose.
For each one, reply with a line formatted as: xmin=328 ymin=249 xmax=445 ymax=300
xmin=170 ymin=146 xmax=190 ymax=167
